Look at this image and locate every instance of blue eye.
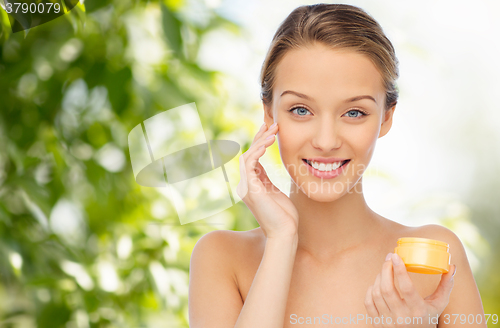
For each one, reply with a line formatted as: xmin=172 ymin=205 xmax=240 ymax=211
xmin=288 ymin=106 xmax=312 ymax=116
xmin=288 ymin=107 xmax=368 ymax=118
xmin=344 ymin=109 xmax=367 ymax=118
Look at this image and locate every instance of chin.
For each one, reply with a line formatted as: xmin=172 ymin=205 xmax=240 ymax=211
xmin=306 ymin=190 xmax=346 ymax=203
xmin=292 ymin=178 xmax=349 ymax=202
xmin=307 ymin=190 xmax=346 ymax=202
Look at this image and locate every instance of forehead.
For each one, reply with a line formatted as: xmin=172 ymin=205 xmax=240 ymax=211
xmin=274 ymin=44 xmax=385 ymax=105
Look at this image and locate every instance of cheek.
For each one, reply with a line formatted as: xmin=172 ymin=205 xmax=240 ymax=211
xmin=276 ymin=125 xmax=307 ymax=167
xmin=346 ymin=122 xmax=380 ymax=151
xmin=276 ymin=128 xmax=299 ymax=157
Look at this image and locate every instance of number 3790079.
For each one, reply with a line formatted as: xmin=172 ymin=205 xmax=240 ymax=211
xmin=442 ymin=313 xmax=498 ymax=325
xmin=5 ymin=2 xmax=61 ymax=14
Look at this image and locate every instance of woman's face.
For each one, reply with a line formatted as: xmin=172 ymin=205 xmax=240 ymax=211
xmin=263 ymin=43 xmax=395 ymax=202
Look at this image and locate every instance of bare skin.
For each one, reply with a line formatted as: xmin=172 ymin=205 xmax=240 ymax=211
xmin=188 ymin=43 xmax=486 ymax=328
xmin=193 ymin=218 xmax=485 ymax=327
xmin=229 ymin=223 xmax=455 ymax=327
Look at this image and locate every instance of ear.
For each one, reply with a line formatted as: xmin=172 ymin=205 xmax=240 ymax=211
xmin=263 ymin=101 xmax=274 ymax=127
xmin=378 ymin=105 xmax=396 ymax=138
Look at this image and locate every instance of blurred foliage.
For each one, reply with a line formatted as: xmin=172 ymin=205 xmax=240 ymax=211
xmin=0 ymin=0 xmax=258 ymax=327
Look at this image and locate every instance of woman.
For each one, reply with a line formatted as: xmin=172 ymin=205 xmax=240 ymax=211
xmin=188 ymin=4 xmax=486 ymax=327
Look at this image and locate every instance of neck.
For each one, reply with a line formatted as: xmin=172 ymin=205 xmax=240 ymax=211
xmin=289 ymin=177 xmax=382 ymax=262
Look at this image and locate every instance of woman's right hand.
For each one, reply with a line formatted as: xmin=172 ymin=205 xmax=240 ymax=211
xmin=236 ymin=122 xmax=299 ymax=239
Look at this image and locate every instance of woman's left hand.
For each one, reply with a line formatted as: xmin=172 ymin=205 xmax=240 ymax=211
xmin=364 ymin=252 xmax=456 ymax=328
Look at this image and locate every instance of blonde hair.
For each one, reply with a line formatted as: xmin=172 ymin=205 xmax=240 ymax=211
xmin=260 ymin=3 xmax=399 ymax=111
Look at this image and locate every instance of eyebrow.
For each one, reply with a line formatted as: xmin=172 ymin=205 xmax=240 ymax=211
xmin=280 ymin=90 xmax=377 ymax=105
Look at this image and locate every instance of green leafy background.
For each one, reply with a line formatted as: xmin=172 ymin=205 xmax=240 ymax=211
xmin=0 ymin=0 xmax=259 ymax=327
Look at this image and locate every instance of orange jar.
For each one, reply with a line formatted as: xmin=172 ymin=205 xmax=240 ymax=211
xmin=394 ymin=237 xmax=451 ymax=274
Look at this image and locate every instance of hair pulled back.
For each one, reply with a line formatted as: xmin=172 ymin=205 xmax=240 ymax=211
xmin=260 ymin=3 xmax=399 ymax=111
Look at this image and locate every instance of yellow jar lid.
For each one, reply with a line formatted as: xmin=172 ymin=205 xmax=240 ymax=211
xmin=395 ymin=237 xmax=451 ymax=274
xmin=397 ymin=237 xmax=449 ymax=248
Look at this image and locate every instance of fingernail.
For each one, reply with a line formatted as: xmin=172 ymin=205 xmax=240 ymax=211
xmin=266 ymin=134 xmax=275 ymax=140
xmin=270 ymin=122 xmax=277 ymax=128
xmin=385 ymin=253 xmax=392 ymax=261
xmin=392 ymin=253 xmax=402 ymax=265
xmin=452 ymin=265 xmax=457 ymax=277
xmin=260 ymin=123 xmax=266 ymax=130
xmin=258 ymin=145 xmax=264 ymax=150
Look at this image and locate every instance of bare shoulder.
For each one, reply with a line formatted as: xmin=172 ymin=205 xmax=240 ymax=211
xmin=190 ymin=227 xmax=265 ymax=280
xmin=378 ymin=219 xmax=468 ymax=270
xmin=189 ymin=228 xmax=264 ymax=328
xmin=409 ymin=223 xmax=460 ymax=241
xmin=411 ymin=224 xmax=486 ymax=320
xmin=193 ymin=227 xmax=264 ymax=254
xmin=405 ymin=224 xmax=465 ymax=255
xmin=395 ymin=223 xmax=467 ymax=266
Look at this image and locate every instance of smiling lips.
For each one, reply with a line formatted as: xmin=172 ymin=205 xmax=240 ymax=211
xmin=305 ymin=157 xmax=349 ymax=163
xmin=302 ymin=158 xmax=351 ymax=179
xmin=303 ymin=158 xmax=350 ymax=171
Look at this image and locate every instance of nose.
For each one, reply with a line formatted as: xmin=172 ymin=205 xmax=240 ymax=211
xmin=311 ymin=117 xmax=342 ymax=151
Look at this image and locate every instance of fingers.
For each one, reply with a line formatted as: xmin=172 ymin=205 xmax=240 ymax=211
xmin=246 ymin=124 xmax=277 ymax=191
xmin=243 ymin=122 xmax=278 ymax=162
xmin=255 ymin=161 xmax=281 ymax=194
xmin=379 ymin=254 xmax=405 ymax=313
xmin=372 ymin=272 xmax=391 ymax=317
xmin=252 ymin=122 xmax=268 ymax=143
xmin=364 ymin=285 xmax=380 ymax=319
xmin=238 ymin=122 xmax=278 ymax=200
xmin=365 ymin=253 xmax=416 ymax=324
xmin=236 ymin=153 xmax=249 ymax=200
xmin=391 ymin=253 xmax=423 ymax=307
xmin=424 ymin=264 xmax=456 ymax=311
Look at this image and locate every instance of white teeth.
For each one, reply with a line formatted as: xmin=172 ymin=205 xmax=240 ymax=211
xmin=309 ymin=160 xmax=343 ymax=171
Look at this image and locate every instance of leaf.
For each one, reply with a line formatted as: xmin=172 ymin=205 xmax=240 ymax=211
xmin=161 ymin=2 xmax=183 ymax=59
xmin=64 ymin=0 xmax=86 ymax=33
xmin=0 ymin=4 xmax=12 ymax=43
xmin=83 ymin=0 xmax=111 ymax=13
